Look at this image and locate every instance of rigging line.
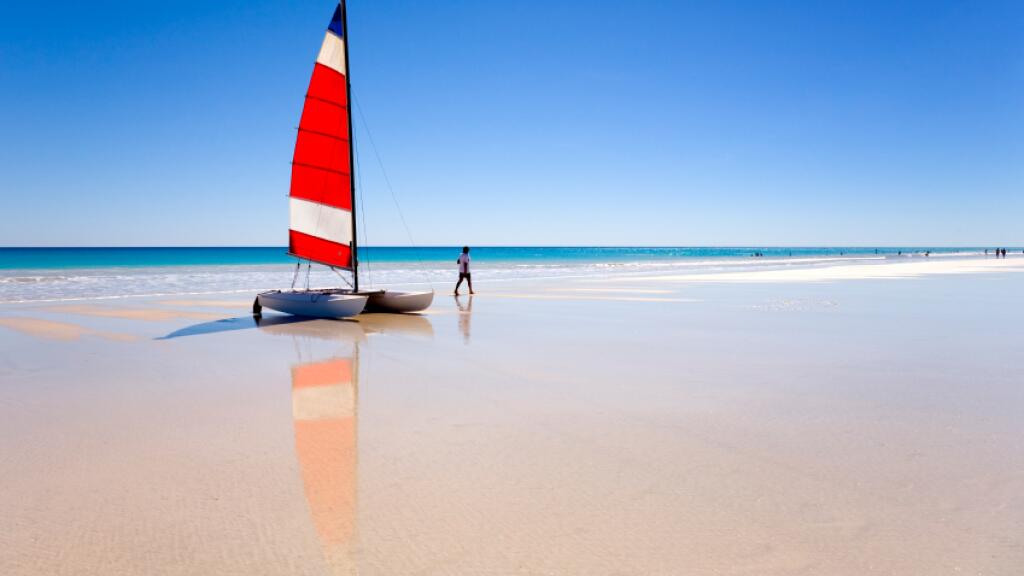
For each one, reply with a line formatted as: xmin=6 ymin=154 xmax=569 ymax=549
xmin=290 ymin=261 xmax=301 ymax=290
xmin=353 ymin=122 xmax=372 ymax=288
xmin=353 ymin=94 xmax=434 ymax=290
xmin=330 ymin=266 xmax=354 ymax=289
xmin=352 ymin=95 xmax=417 ymax=248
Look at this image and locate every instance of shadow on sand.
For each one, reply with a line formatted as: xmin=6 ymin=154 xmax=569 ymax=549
xmin=157 ymin=314 xmax=345 ymax=340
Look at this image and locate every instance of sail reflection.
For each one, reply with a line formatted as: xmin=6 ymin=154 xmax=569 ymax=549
xmin=292 ymin=355 xmax=358 ymax=574
xmin=258 ymin=312 xmax=433 ymax=574
xmin=257 ymin=318 xmax=363 ymax=575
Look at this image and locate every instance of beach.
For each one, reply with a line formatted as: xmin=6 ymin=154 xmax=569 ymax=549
xmin=2 ymin=254 xmax=1023 ymax=575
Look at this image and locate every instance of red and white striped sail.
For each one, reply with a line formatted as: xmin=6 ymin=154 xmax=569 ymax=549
xmin=289 ymin=3 xmax=354 ymax=269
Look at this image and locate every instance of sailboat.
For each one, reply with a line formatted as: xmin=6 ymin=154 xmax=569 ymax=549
xmin=257 ymin=0 xmax=434 ymax=318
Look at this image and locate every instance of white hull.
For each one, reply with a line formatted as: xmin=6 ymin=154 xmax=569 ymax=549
xmin=363 ymin=290 xmax=434 ymax=313
xmin=258 ymin=290 xmax=368 ymax=319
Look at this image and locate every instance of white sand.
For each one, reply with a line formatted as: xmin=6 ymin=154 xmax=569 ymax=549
xmin=621 ymin=254 xmax=1024 ymax=283
xmin=1 ymin=256 xmax=1023 ymax=575
xmin=47 ymin=304 xmax=224 ymax=321
xmin=0 ymin=316 xmax=137 ymax=341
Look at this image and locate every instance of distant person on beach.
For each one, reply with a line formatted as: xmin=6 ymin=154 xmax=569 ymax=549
xmin=454 ymin=246 xmax=474 ymax=295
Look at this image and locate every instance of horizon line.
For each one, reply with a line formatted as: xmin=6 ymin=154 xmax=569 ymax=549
xmin=0 ymin=244 xmax=1020 ymax=250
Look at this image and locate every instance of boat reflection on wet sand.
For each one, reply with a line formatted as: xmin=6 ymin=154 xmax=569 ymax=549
xmin=255 ymin=314 xmax=366 ymax=342
xmin=258 ymin=314 xmax=362 ymax=574
xmin=256 ymin=311 xmax=432 ymax=574
xmin=356 ymin=312 xmax=434 ymax=337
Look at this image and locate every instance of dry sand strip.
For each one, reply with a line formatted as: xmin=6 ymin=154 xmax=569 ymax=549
xmin=157 ymin=299 xmax=253 ymax=308
xmin=0 ymin=317 xmax=137 ymax=342
xmin=619 ymin=256 xmax=1024 ymax=284
xmin=46 ymin=305 xmax=223 ymax=322
xmin=482 ymin=293 xmax=697 ymax=303
xmin=545 ymin=287 xmax=676 ymax=294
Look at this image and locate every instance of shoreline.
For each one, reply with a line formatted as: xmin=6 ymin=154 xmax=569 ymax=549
xmin=2 ymin=253 xmax=1022 ymax=305
xmin=0 ymin=246 xmax=1015 ymax=271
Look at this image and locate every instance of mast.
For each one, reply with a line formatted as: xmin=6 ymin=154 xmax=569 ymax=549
xmin=341 ymin=0 xmax=359 ymax=292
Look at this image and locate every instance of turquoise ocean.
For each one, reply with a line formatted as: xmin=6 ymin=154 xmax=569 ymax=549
xmin=0 ymin=246 xmax=1007 ymax=303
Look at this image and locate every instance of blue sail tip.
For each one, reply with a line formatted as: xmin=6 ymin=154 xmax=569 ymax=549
xmin=328 ymin=4 xmax=344 ymax=37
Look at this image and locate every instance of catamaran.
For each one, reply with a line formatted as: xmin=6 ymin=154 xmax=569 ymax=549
xmin=257 ymin=1 xmax=433 ymax=318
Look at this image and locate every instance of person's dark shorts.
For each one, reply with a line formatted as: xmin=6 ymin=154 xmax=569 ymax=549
xmin=459 ymin=272 xmax=471 ymax=279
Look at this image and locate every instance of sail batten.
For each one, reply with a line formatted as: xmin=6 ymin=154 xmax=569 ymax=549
xmin=297 ymin=127 xmax=349 ymax=142
xmin=289 ymin=3 xmax=353 ymax=269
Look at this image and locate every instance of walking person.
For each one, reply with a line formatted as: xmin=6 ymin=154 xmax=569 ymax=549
xmin=454 ymin=246 xmax=474 ymax=295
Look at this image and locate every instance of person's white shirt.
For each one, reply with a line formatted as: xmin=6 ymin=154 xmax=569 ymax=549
xmin=457 ymin=253 xmax=470 ymax=274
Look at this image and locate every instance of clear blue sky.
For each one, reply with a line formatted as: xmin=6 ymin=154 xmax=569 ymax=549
xmin=1 ymin=1 xmax=1021 ymax=247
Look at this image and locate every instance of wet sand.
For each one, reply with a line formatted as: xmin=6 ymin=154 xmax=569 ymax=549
xmin=1 ymin=256 xmax=1023 ymax=575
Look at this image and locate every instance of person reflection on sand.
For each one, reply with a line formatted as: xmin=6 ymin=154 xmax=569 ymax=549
xmin=455 ymin=294 xmax=473 ymax=344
